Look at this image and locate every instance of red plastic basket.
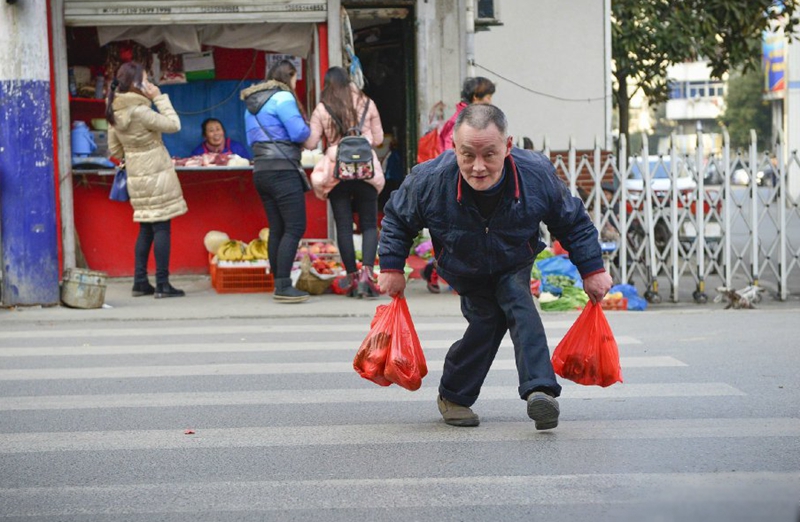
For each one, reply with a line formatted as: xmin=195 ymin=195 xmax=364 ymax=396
xmin=600 ymin=297 xmax=627 ymax=311
xmin=209 ymin=254 xmax=274 ymax=294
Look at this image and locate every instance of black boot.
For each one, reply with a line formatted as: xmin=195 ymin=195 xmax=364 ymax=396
xmin=132 ymin=281 xmax=155 ymax=297
xmin=273 ymin=277 xmax=309 ymax=303
xmin=344 ymin=273 xmax=359 ymax=298
xmin=154 ymin=282 xmax=185 ymax=299
xmin=357 ymin=266 xmax=380 ymax=299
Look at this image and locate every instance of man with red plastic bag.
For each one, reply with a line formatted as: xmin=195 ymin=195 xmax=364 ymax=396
xmin=378 ymin=104 xmax=612 ymax=429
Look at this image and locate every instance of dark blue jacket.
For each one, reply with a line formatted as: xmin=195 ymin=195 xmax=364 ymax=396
xmin=378 ymin=148 xmax=604 ymax=278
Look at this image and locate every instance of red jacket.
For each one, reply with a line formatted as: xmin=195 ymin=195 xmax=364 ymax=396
xmin=437 ymin=101 xmax=468 ymax=152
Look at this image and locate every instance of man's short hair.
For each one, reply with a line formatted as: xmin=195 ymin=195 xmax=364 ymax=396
xmin=454 ymin=104 xmax=508 ymax=137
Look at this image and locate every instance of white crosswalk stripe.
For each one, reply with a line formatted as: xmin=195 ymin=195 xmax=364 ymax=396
xmin=0 ymin=383 xmax=743 ymax=411
xmin=1 ymin=418 xmax=796 ymax=453
xmin=0 ymin=335 xmax=643 ymax=357
xmin=0 ymin=317 xmax=795 ymax=520
xmin=0 ymin=321 xmax=569 ymax=340
xmin=0 ymin=355 xmax=683 ymax=381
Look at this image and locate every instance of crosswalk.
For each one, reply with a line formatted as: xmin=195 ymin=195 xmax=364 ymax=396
xmin=1 ymin=317 xmax=797 ymax=520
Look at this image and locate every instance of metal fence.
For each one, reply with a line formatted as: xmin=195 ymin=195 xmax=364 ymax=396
xmin=543 ymin=130 xmax=800 ymax=304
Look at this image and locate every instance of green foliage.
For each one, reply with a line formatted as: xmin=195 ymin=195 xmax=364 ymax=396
xmin=719 ymin=68 xmax=773 ymax=150
xmin=612 ymin=0 xmax=798 ymax=143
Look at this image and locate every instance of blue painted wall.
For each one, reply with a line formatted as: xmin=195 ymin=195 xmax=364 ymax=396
xmin=0 ymin=79 xmax=59 ymax=306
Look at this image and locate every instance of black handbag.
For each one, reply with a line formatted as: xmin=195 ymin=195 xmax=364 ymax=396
xmin=253 ymin=115 xmax=312 ymax=192
xmin=325 ymin=100 xmax=374 ymax=181
xmin=109 ymin=168 xmax=129 ymax=202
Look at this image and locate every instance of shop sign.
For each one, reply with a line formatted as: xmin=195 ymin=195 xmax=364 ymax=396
xmin=65 ymin=1 xmax=327 ymax=25
xmin=762 ymin=30 xmax=785 ymax=100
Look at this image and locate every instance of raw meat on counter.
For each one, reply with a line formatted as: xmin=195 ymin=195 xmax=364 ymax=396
xmin=172 ymin=153 xmax=250 ymax=168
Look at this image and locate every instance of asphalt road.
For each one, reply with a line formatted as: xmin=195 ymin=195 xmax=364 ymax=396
xmin=0 ymin=310 xmax=798 ymax=521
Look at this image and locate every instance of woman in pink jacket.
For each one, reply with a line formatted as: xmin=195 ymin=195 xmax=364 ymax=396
xmin=305 ymin=67 xmax=385 ymax=298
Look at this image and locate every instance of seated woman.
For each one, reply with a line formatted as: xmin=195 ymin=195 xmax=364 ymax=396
xmin=191 ymin=118 xmax=251 ymax=159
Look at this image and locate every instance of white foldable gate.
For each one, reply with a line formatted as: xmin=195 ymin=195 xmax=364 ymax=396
xmin=543 ymin=130 xmax=800 ymax=304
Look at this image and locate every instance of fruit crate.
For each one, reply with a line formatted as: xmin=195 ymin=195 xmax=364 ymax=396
xmin=209 ymin=254 xmax=274 ymax=294
xmin=600 ymin=297 xmax=627 ymax=311
xmin=297 ymin=238 xmax=341 ymax=263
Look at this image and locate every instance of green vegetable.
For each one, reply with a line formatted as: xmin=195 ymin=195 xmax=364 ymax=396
xmin=541 ymin=286 xmax=589 ymax=311
xmin=546 ymin=275 xmax=575 ymax=289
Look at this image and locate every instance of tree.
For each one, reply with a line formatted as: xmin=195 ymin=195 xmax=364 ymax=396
xmin=612 ymin=0 xmax=797 ymax=150
xmin=719 ymin=68 xmax=772 ymax=150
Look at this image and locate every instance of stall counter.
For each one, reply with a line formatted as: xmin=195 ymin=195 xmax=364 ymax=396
xmin=72 ymin=166 xmax=327 ymax=277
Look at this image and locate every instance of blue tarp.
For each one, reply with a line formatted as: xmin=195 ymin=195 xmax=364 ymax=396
xmin=610 ymin=284 xmax=647 ymax=311
xmin=536 ymin=255 xmax=583 ymax=289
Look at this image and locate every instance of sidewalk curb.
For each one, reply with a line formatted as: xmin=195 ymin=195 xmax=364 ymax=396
xmin=2 ymin=276 xmax=798 ymax=325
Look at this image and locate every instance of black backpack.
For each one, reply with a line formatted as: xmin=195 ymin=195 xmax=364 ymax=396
xmin=325 ymin=100 xmax=374 ymax=181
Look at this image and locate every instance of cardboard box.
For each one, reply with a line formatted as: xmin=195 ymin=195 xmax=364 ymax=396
xmin=183 ymin=51 xmax=215 ymax=81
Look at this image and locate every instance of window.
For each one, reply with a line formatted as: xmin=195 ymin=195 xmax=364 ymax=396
xmin=477 ymin=0 xmax=496 ymax=19
xmin=475 ymin=0 xmax=501 ymax=26
xmin=669 ymin=81 xmax=685 ymax=99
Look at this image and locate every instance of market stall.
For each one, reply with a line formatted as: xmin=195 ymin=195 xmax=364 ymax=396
xmin=62 ymin=5 xmax=329 ymax=277
xmin=72 ymin=166 xmax=328 ymax=276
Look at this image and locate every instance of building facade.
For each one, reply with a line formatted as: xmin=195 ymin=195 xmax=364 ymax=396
xmin=1 ymin=0 xmax=610 ymax=304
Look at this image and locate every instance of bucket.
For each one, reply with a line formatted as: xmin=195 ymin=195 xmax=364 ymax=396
xmin=61 ymin=268 xmax=108 ymax=309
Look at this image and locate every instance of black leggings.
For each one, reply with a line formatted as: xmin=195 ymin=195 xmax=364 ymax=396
xmin=254 ymin=169 xmax=307 ymax=279
xmin=134 ymin=220 xmax=171 ymax=284
xmin=329 ymin=181 xmax=378 ymax=273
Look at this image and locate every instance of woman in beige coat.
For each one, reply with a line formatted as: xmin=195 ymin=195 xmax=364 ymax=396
xmin=107 ymin=62 xmax=188 ymax=298
xmin=304 ymin=67 xmax=384 ymax=298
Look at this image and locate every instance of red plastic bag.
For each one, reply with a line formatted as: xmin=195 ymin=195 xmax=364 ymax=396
xmin=551 ymin=302 xmax=623 ymax=387
xmin=353 ymin=297 xmax=428 ymax=390
xmin=416 ymin=128 xmax=442 ymax=164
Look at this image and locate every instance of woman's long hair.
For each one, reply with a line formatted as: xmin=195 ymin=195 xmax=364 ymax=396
xmin=106 ymin=62 xmax=145 ymax=125
xmin=267 ymin=59 xmax=306 ymax=120
xmin=320 ymin=66 xmax=361 ymax=142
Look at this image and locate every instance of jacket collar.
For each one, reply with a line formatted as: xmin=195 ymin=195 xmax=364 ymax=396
xmin=239 ymin=79 xmax=292 ymax=100
xmin=456 ymin=153 xmax=521 ymax=204
xmin=111 ymin=92 xmax=152 ymax=130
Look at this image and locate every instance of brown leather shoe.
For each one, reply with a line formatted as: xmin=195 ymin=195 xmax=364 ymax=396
xmin=437 ymin=395 xmax=480 ymax=427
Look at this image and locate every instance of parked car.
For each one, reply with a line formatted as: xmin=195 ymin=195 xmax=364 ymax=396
xmin=730 ymin=159 xmax=778 ymax=186
xmin=625 ymin=156 xmax=720 ymax=255
xmin=703 ymin=161 xmax=723 ymax=186
xmin=626 ymin=156 xmax=696 ymax=199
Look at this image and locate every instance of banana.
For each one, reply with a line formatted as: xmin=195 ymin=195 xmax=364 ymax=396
xmin=217 ymin=240 xmax=245 ymax=261
xmin=247 ymin=239 xmax=269 ymax=260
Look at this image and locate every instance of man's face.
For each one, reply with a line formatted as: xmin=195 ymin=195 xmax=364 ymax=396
xmin=454 ymin=123 xmax=513 ymax=191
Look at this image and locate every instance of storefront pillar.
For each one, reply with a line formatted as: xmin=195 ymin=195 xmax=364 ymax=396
xmin=0 ymin=0 xmax=60 ymax=305
xmin=327 ymin=0 xmax=342 ymax=68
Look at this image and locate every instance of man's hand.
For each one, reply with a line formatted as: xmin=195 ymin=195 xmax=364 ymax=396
xmin=378 ymin=271 xmax=406 ymax=298
xmin=583 ymin=271 xmax=613 ymax=304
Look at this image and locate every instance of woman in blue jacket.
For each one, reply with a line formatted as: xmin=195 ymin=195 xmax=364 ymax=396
xmin=240 ymin=60 xmax=311 ymax=303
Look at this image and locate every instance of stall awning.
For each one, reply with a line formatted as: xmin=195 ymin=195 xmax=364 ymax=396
xmin=65 ymin=0 xmax=327 ymax=26
xmin=96 ymin=23 xmax=315 ymax=57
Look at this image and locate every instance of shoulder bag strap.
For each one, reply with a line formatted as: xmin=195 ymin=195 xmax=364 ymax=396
xmin=356 ymin=99 xmax=370 ymax=136
xmin=252 ymin=105 xmax=311 ymax=191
